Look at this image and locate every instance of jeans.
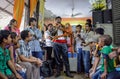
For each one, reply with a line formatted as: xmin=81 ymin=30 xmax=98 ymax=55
xmin=32 ymin=51 xmax=43 ymax=60
xmin=92 ymin=69 xmax=102 ymax=79
xmin=53 ymin=43 xmax=70 ymax=73
xmin=17 ymin=70 xmax=26 ymax=79
xmin=92 ymin=69 xmax=120 ymax=79
xmin=82 ymin=50 xmax=91 ymax=74
xmin=77 ymin=48 xmax=82 ymax=72
xmin=46 ymin=47 xmax=53 ymax=60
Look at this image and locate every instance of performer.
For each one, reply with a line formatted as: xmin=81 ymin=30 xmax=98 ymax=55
xmin=53 ymin=16 xmax=74 ymax=78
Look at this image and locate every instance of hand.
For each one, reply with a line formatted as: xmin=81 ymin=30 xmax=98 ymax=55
xmin=100 ymin=72 xmax=107 ymax=79
xmin=89 ymin=71 xmax=95 ymax=79
xmin=109 ymin=51 xmax=117 ymax=59
xmin=36 ymin=59 xmax=42 ymax=67
xmin=15 ymin=73 xmax=23 ymax=79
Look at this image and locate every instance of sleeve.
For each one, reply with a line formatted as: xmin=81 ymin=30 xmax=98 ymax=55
xmin=0 ymin=51 xmax=3 ymax=60
xmin=19 ymin=43 xmax=25 ymax=55
xmin=36 ymin=29 xmax=42 ymax=39
xmin=44 ymin=31 xmax=49 ymax=39
xmin=101 ymin=47 xmax=109 ymax=59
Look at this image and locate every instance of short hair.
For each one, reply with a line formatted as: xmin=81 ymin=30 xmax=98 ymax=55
xmin=21 ymin=30 xmax=29 ymax=40
xmin=48 ymin=23 xmax=53 ymax=27
xmin=0 ymin=30 xmax=11 ymax=44
xmin=100 ymin=35 xmax=112 ymax=46
xmin=76 ymin=24 xmax=82 ymax=29
xmin=95 ymin=28 xmax=104 ymax=35
xmin=55 ymin=16 xmax=62 ymax=20
xmin=85 ymin=23 xmax=92 ymax=27
xmin=86 ymin=19 xmax=92 ymax=24
xmin=11 ymin=32 xmax=17 ymax=39
xmin=29 ymin=18 xmax=36 ymax=26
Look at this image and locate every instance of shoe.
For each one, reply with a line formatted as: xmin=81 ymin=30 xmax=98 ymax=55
xmin=55 ymin=72 xmax=61 ymax=77
xmin=40 ymin=76 xmax=44 ymax=79
xmin=85 ymin=73 xmax=89 ymax=78
xmin=66 ymin=72 xmax=74 ymax=78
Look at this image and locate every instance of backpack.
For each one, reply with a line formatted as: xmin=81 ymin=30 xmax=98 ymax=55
xmin=40 ymin=61 xmax=53 ymax=77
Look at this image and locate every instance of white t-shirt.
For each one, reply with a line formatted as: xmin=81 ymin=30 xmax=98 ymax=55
xmin=57 ymin=29 xmax=65 ymax=40
xmin=44 ymin=30 xmax=52 ymax=46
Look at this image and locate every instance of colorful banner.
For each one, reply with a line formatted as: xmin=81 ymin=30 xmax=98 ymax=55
xmin=39 ymin=0 xmax=45 ymax=30
xmin=13 ymin=0 xmax=24 ymax=28
xmin=30 ymin=0 xmax=38 ymax=17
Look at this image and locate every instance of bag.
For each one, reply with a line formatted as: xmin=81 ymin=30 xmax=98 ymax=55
xmin=40 ymin=61 xmax=53 ymax=77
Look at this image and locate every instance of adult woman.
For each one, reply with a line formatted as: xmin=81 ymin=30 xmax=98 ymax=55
xmin=4 ymin=19 xmax=20 ymax=35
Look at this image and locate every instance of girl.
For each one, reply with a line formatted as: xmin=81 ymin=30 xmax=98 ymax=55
xmin=0 ymin=30 xmax=22 ymax=79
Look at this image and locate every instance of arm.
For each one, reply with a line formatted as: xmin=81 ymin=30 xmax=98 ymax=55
xmin=9 ymin=46 xmax=14 ymax=63
xmin=101 ymin=59 xmax=108 ymax=79
xmin=7 ymin=60 xmax=22 ymax=79
xmin=90 ymin=56 xmax=100 ymax=78
xmin=0 ymin=72 xmax=8 ymax=79
xmin=19 ymin=55 xmax=37 ymax=63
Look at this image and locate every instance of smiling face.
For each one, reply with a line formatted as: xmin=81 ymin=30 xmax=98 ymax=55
xmin=98 ymin=37 xmax=105 ymax=48
xmin=3 ymin=35 xmax=12 ymax=45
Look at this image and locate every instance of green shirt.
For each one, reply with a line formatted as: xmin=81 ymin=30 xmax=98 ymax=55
xmin=100 ymin=46 xmax=115 ymax=73
xmin=0 ymin=47 xmax=12 ymax=76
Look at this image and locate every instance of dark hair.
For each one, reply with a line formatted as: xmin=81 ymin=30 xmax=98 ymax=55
xmin=11 ymin=32 xmax=17 ymax=39
xmin=8 ymin=19 xmax=17 ymax=31
xmin=48 ymin=23 xmax=53 ymax=27
xmin=85 ymin=23 xmax=92 ymax=27
xmin=100 ymin=35 xmax=112 ymax=46
xmin=0 ymin=30 xmax=11 ymax=44
xmin=21 ymin=30 xmax=29 ymax=40
xmin=29 ymin=18 xmax=36 ymax=26
xmin=95 ymin=28 xmax=104 ymax=35
xmin=86 ymin=19 xmax=92 ymax=24
xmin=76 ymin=24 xmax=82 ymax=29
xmin=55 ymin=16 xmax=62 ymax=20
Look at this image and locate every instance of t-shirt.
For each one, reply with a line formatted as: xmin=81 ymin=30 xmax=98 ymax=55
xmin=82 ymin=31 xmax=94 ymax=51
xmin=4 ymin=26 xmax=20 ymax=35
xmin=100 ymin=46 xmax=115 ymax=73
xmin=0 ymin=47 xmax=12 ymax=76
xmin=44 ymin=30 xmax=52 ymax=46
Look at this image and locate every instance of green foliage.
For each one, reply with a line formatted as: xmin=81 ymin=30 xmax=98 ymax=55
xmin=91 ymin=0 xmax=106 ymax=11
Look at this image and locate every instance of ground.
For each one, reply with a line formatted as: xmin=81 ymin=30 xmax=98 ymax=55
xmin=46 ymin=72 xmax=89 ymax=79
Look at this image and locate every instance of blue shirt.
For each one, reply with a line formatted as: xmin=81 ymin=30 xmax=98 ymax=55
xmin=25 ymin=27 xmax=42 ymax=52
xmin=19 ymin=40 xmax=32 ymax=58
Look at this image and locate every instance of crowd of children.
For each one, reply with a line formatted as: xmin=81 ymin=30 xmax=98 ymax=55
xmin=0 ymin=16 xmax=120 ymax=79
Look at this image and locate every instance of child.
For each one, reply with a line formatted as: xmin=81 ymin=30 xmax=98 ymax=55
xmin=0 ymin=30 xmax=22 ymax=79
xmin=11 ymin=32 xmax=26 ymax=79
xmin=74 ymin=24 xmax=83 ymax=73
xmin=92 ymin=35 xmax=115 ymax=79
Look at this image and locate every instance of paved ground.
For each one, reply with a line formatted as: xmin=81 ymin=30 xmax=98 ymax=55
xmin=46 ymin=72 xmax=89 ymax=79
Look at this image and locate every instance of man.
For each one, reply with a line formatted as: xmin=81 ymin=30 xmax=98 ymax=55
xmin=19 ymin=30 xmax=42 ymax=79
xmin=53 ymin=16 xmax=74 ymax=78
xmin=26 ymin=18 xmax=43 ymax=60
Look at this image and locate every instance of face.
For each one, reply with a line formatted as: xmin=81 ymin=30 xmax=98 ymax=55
xmin=76 ymin=27 xmax=81 ymax=32
xmin=98 ymin=38 xmax=104 ymax=47
xmin=13 ymin=36 xmax=19 ymax=44
xmin=3 ymin=35 xmax=12 ymax=45
xmin=27 ymin=32 xmax=33 ymax=42
xmin=85 ymin=24 xmax=90 ymax=31
xmin=31 ymin=20 xmax=37 ymax=27
xmin=13 ymin=21 xmax=17 ymax=27
xmin=55 ymin=18 xmax=62 ymax=23
xmin=48 ymin=25 xmax=53 ymax=31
